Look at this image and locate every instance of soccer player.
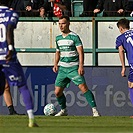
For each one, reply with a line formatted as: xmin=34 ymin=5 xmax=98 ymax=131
xmin=0 ymin=65 xmax=19 ymax=115
xmin=0 ymin=0 xmax=38 ymax=127
xmin=116 ymin=18 xmax=133 ymax=118
xmin=53 ymin=15 xmax=100 ymax=116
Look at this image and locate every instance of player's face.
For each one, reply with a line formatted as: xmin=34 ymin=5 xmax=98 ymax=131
xmin=59 ymin=18 xmax=70 ymax=33
xmin=118 ymin=26 xmax=124 ymax=34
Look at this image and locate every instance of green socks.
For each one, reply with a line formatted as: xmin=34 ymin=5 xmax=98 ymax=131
xmin=57 ymin=90 xmax=96 ymax=109
xmin=84 ymin=90 xmax=96 ymax=108
xmin=57 ymin=94 xmax=66 ymax=109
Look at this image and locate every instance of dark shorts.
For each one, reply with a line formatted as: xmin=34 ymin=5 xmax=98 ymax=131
xmin=1 ymin=61 xmax=26 ymax=87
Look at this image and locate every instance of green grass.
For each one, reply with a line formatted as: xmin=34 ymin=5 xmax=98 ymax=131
xmin=0 ymin=116 xmax=133 ymax=133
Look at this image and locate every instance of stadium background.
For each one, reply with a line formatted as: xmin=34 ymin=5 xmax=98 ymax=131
xmin=0 ymin=17 xmax=133 ymax=116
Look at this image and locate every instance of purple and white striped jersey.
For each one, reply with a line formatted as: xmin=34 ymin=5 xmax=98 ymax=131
xmin=0 ymin=6 xmax=19 ymax=64
xmin=116 ymin=29 xmax=133 ymax=64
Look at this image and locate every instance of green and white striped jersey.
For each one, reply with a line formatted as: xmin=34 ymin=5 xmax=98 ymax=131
xmin=56 ymin=31 xmax=82 ymax=67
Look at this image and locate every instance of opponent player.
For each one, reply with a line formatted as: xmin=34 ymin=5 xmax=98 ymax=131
xmin=0 ymin=65 xmax=19 ymax=115
xmin=116 ymin=18 xmax=133 ymax=118
xmin=0 ymin=0 xmax=38 ymax=127
xmin=53 ymin=15 xmax=100 ymax=116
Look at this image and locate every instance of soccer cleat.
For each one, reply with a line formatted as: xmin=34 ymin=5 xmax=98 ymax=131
xmin=93 ymin=110 xmax=100 ymax=117
xmin=9 ymin=110 xmax=25 ymax=115
xmin=28 ymin=119 xmax=39 ymax=127
xmin=55 ymin=109 xmax=68 ymax=116
xmin=9 ymin=110 xmax=19 ymax=115
xmin=28 ymin=123 xmax=38 ymax=127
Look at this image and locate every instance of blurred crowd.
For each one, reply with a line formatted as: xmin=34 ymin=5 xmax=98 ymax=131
xmin=6 ymin=0 xmax=133 ymax=17
xmin=7 ymin=0 xmax=71 ymax=17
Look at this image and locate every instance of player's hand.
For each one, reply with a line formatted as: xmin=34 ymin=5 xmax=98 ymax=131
xmin=6 ymin=50 xmax=13 ymax=63
xmin=53 ymin=65 xmax=58 ymax=73
xmin=121 ymin=67 xmax=126 ymax=77
xmin=78 ymin=66 xmax=84 ymax=76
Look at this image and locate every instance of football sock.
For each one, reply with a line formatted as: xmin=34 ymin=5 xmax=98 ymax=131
xmin=84 ymin=90 xmax=96 ymax=108
xmin=27 ymin=109 xmax=34 ymax=119
xmin=8 ymin=105 xmax=17 ymax=115
xmin=19 ymin=85 xmax=33 ymax=110
xmin=92 ymin=107 xmax=97 ymax=112
xmin=129 ymin=88 xmax=133 ymax=105
xmin=57 ymin=93 xmax=66 ymax=110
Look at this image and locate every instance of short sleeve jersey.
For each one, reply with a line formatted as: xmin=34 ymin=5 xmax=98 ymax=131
xmin=116 ymin=30 xmax=133 ymax=64
xmin=0 ymin=6 xmax=19 ymax=64
xmin=56 ymin=31 xmax=82 ymax=67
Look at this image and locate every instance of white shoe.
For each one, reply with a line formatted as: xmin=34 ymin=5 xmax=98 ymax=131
xmin=55 ymin=109 xmax=68 ymax=116
xmin=93 ymin=110 xmax=100 ymax=117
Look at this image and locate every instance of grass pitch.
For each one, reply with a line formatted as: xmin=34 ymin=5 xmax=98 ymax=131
xmin=0 ymin=116 xmax=133 ymax=133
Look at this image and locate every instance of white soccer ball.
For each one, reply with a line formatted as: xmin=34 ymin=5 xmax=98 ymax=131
xmin=44 ymin=103 xmax=56 ymax=116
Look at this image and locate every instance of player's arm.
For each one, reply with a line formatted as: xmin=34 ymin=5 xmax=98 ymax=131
xmin=77 ymin=45 xmax=84 ymax=76
xmin=118 ymin=45 xmax=126 ymax=77
xmin=53 ymin=51 xmax=60 ymax=73
xmin=6 ymin=24 xmax=15 ymax=62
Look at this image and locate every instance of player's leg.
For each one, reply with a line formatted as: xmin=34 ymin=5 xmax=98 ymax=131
xmin=3 ymin=80 xmax=19 ymax=115
xmin=54 ymin=86 xmax=68 ymax=116
xmin=127 ymin=66 xmax=133 ymax=118
xmin=54 ymin=67 xmax=69 ymax=116
xmin=3 ymin=62 xmax=38 ymax=127
xmin=69 ymin=66 xmax=100 ymax=116
xmin=18 ymin=85 xmax=38 ymax=127
xmin=78 ymin=83 xmax=100 ymax=116
xmin=17 ymin=67 xmax=38 ymax=127
xmin=128 ymin=81 xmax=133 ymax=104
xmin=128 ymin=82 xmax=133 ymax=118
xmin=1 ymin=65 xmax=21 ymax=115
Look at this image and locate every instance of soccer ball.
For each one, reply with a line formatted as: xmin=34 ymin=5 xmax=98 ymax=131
xmin=44 ymin=103 xmax=56 ymax=116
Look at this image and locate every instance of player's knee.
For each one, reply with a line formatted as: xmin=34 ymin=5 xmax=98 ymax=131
xmin=55 ymin=91 xmax=60 ymax=97
xmin=54 ymin=89 xmax=63 ymax=97
xmin=79 ymin=83 xmax=88 ymax=93
xmin=128 ymin=81 xmax=133 ymax=88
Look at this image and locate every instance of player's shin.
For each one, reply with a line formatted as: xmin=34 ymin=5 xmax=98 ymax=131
xmin=55 ymin=93 xmax=68 ymax=116
xmin=129 ymin=88 xmax=133 ymax=105
xmin=84 ymin=90 xmax=100 ymax=116
xmin=84 ymin=90 xmax=96 ymax=107
xmin=18 ymin=85 xmax=33 ymax=110
xmin=57 ymin=93 xmax=66 ymax=110
xmin=18 ymin=85 xmax=38 ymax=127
